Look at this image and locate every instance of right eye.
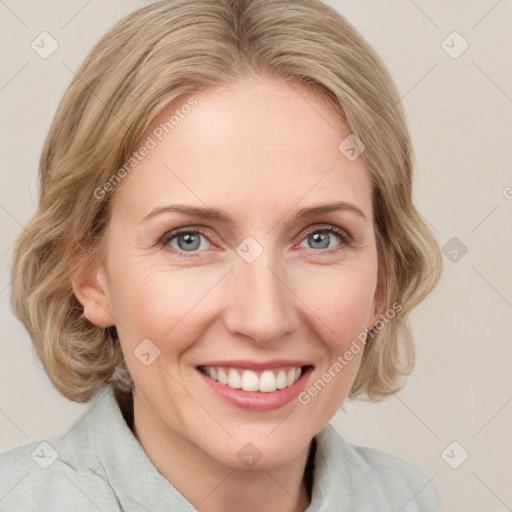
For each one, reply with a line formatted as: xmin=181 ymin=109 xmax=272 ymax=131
xmin=161 ymin=227 xmax=215 ymax=257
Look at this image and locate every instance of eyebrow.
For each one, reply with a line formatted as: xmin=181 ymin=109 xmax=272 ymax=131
xmin=140 ymin=201 xmax=367 ymax=224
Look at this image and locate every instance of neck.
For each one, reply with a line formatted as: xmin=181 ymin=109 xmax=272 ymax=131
xmin=130 ymin=390 xmax=314 ymax=512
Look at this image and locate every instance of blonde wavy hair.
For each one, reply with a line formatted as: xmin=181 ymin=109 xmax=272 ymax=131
xmin=10 ymin=0 xmax=442 ymax=404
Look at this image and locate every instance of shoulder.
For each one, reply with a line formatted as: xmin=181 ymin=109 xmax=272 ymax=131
xmin=314 ymin=424 xmax=443 ymax=511
xmin=0 ymin=440 xmax=36 ymax=511
xmin=352 ymin=443 xmax=442 ymax=508
xmin=0 ymin=392 xmax=121 ymax=512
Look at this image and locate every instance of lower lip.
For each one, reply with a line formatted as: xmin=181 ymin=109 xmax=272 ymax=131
xmin=197 ymin=367 xmax=313 ymax=412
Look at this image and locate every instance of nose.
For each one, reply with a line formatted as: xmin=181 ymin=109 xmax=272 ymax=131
xmin=222 ymin=247 xmax=298 ymax=346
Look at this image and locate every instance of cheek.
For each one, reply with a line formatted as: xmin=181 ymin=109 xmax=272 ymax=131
xmin=106 ymin=269 xmax=204 ymax=394
xmin=294 ymin=263 xmax=378 ymax=346
xmin=107 ymin=260 xmax=219 ymax=352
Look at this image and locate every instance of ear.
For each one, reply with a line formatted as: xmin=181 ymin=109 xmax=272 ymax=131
xmin=70 ymin=252 xmax=115 ymax=328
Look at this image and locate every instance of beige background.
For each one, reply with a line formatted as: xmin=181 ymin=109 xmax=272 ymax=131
xmin=1 ymin=1 xmax=511 ymax=510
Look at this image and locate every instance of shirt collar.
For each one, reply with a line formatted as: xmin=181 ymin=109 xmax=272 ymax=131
xmin=83 ymin=386 xmax=194 ymax=511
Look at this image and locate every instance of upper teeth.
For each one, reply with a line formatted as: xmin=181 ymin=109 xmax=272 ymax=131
xmin=202 ymin=366 xmax=302 ymax=392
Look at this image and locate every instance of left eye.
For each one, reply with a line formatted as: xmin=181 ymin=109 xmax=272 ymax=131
xmin=298 ymin=227 xmax=347 ymax=251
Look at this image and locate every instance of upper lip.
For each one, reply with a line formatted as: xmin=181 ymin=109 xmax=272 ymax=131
xmin=197 ymin=360 xmax=313 ymax=371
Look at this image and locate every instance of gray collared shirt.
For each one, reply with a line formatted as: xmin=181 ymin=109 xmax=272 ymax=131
xmin=0 ymin=385 xmax=442 ymax=511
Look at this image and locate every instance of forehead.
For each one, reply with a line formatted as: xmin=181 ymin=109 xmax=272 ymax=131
xmin=112 ymin=77 xmax=373 ymax=222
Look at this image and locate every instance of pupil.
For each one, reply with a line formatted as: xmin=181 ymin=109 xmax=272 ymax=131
xmin=311 ymin=231 xmax=329 ymax=249
xmin=179 ymin=233 xmax=200 ymax=251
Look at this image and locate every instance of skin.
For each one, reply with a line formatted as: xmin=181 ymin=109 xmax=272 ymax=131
xmin=73 ymin=76 xmax=383 ymax=512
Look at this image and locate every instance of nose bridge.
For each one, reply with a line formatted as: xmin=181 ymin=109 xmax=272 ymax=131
xmin=224 ymin=243 xmax=295 ymax=344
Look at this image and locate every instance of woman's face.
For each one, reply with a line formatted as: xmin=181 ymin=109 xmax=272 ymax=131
xmin=92 ymin=77 xmax=380 ymax=469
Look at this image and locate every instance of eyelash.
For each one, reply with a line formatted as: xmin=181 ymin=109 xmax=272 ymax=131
xmin=160 ymin=224 xmax=353 ymax=259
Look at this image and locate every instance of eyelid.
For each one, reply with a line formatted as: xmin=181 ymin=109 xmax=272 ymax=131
xmin=160 ymin=226 xmax=216 ymax=248
xmin=297 ymin=223 xmax=353 ymax=245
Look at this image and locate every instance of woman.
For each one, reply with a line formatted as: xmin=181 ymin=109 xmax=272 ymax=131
xmin=0 ymin=0 xmax=443 ymax=510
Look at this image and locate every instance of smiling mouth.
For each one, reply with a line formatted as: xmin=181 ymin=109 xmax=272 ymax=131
xmin=197 ymin=365 xmax=313 ymax=393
